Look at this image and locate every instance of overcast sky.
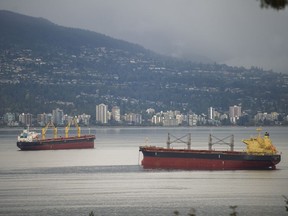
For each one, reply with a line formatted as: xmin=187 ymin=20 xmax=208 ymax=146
xmin=1 ymin=0 xmax=288 ymax=73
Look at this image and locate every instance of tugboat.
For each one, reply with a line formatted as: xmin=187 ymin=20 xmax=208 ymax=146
xmin=139 ymin=128 xmax=281 ymax=170
xmin=17 ymin=119 xmax=95 ymax=150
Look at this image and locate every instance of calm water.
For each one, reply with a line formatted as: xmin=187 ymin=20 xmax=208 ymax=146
xmin=0 ymin=127 xmax=287 ymax=216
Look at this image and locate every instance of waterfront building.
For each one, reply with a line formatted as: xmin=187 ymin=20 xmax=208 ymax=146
xmin=78 ymin=113 xmax=91 ymax=125
xmin=124 ymin=113 xmax=142 ymax=125
xmin=254 ymin=112 xmax=279 ymax=123
xmin=37 ymin=113 xmax=53 ymax=126
xmin=176 ymin=114 xmax=184 ymax=125
xmin=208 ymin=107 xmax=215 ymax=120
xmin=163 ymin=111 xmax=178 ymax=126
xmin=52 ymin=108 xmax=64 ymax=126
xmin=19 ymin=113 xmax=33 ymax=126
xmin=229 ymin=105 xmax=242 ymax=124
xmin=151 ymin=113 xmax=164 ymax=125
xmin=96 ymin=103 xmax=108 ymax=124
xmin=111 ymin=106 xmax=121 ymax=122
xmin=188 ymin=114 xmax=198 ymax=126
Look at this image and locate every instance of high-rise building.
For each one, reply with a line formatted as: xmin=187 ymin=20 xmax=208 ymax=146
xmin=124 ymin=113 xmax=142 ymax=125
xmin=208 ymin=107 xmax=215 ymax=120
xmin=111 ymin=106 xmax=121 ymax=122
xmin=163 ymin=111 xmax=178 ymax=126
xmin=52 ymin=108 xmax=64 ymax=126
xmin=19 ymin=113 xmax=33 ymax=126
xmin=229 ymin=105 xmax=242 ymax=123
xmin=96 ymin=103 xmax=108 ymax=124
xmin=37 ymin=113 xmax=53 ymax=126
xmin=151 ymin=113 xmax=164 ymax=125
xmin=37 ymin=113 xmax=46 ymax=126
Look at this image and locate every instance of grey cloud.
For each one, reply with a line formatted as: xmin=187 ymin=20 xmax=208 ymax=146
xmin=0 ymin=0 xmax=287 ymax=73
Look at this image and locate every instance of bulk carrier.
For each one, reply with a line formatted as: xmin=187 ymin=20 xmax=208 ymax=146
xmin=139 ymin=129 xmax=281 ymax=170
xmin=17 ymin=120 xmax=95 ymax=151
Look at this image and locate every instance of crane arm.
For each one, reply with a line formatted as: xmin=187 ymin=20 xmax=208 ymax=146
xmin=42 ymin=121 xmax=57 ymax=139
xmin=73 ymin=118 xmax=81 ymax=137
xmin=65 ymin=117 xmax=81 ymax=138
xmin=65 ymin=121 xmax=71 ymax=138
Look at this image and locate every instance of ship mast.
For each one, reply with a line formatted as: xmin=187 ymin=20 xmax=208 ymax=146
xmin=166 ymin=133 xmax=191 ymax=149
xmin=208 ymin=134 xmax=234 ymax=151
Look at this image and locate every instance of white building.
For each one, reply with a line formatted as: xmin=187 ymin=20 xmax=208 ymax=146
xmin=208 ymin=107 xmax=215 ymax=120
xmin=111 ymin=106 xmax=121 ymax=122
xmin=78 ymin=113 xmax=91 ymax=125
xmin=96 ymin=103 xmax=108 ymax=124
xmin=146 ymin=108 xmax=155 ymax=114
xmin=151 ymin=113 xmax=164 ymax=125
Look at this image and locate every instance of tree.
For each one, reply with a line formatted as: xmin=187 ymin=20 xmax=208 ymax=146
xmin=260 ymin=0 xmax=288 ymax=10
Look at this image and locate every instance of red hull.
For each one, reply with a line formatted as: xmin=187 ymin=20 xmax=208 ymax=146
xmin=140 ymin=146 xmax=281 ymax=170
xmin=17 ymin=135 xmax=95 ymax=151
xmin=142 ymin=157 xmax=278 ymax=170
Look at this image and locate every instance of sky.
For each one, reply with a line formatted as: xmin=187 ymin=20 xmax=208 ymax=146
xmin=0 ymin=0 xmax=288 ymax=73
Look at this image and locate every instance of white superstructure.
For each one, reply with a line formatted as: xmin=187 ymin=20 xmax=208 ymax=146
xmin=17 ymin=130 xmax=39 ymax=142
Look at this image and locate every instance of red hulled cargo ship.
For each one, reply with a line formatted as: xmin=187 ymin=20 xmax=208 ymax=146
xmin=139 ymin=129 xmax=281 ymax=170
xmin=17 ymin=120 xmax=95 ymax=151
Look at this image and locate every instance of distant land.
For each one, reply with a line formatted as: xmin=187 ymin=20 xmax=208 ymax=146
xmin=0 ymin=10 xmax=288 ymax=120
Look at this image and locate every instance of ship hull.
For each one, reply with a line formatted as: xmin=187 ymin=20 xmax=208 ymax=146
xmin=140 ymin=147 xmax=281 ymax=170
xmin=17 ymin=135 xmax=95 ymax=151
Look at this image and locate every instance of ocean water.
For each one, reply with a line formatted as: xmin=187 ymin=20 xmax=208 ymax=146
xmin=0 ymin=127 xmax=287 ymax=216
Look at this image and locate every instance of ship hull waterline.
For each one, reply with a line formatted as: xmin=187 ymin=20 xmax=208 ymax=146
xmin=17 ymin=135 xmax=95 ymax=151
xmin=140 ymin=147 xmax=281 ymax=170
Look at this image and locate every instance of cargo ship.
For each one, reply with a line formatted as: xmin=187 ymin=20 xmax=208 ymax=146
xmin=139 ymin=129 xmax=281 ymax=170
xmin=17 ymin=120 xmax=95 ymax=151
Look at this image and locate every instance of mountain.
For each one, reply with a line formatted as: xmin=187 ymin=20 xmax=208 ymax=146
xmin=0 ymin=10 xmax=288 ymax=122
xmin=0 ymin=10 xmax=148 ymax=53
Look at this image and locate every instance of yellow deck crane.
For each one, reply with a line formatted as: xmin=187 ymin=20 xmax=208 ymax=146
xmin=42 ymin=121 xmax=58 ymax=139
xmin=65 ymin=117 xmax=81 ymax=138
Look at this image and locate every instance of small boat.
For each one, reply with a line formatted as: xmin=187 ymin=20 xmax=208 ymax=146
xmin=139 ymin=129 xmax=281 ymax=170
xmin=17 ymin=120 xmax=95 ymax=151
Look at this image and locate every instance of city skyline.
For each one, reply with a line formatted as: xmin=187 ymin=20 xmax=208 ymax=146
xmin=2 ymin=103 xmax=287 ymax=127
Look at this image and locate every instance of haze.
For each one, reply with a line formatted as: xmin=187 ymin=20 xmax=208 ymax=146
xmin=1 ymin=0 xmax=288 ymax=73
